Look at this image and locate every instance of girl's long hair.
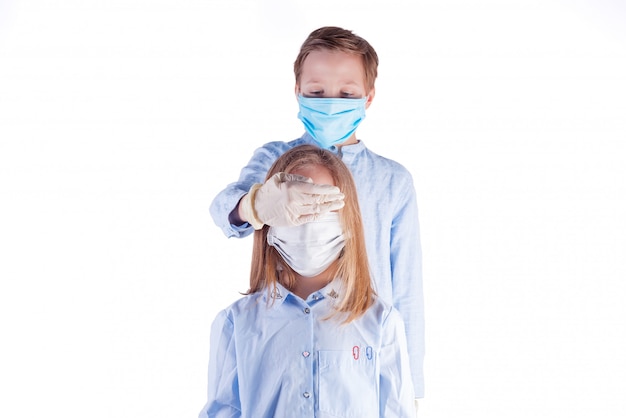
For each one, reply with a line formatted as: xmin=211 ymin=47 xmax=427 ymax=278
xmin=247 ymin=145 xmax=374 ymax=323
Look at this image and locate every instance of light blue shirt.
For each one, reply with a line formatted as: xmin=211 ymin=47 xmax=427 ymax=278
xmin=209 ymin=134 xmax=424 ymax=396
xmin=199 ymin=281 xmax=416 ymax=418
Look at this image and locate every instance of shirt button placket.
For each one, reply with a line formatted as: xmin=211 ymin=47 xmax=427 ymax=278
xmin=302 ymin=304 xmax=313 ymax=413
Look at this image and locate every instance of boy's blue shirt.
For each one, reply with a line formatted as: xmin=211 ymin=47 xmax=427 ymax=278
xmin=209 ymin=133 xmax=425 ymax=397
xmin=200 ymin=281 xmax=416 ymax=417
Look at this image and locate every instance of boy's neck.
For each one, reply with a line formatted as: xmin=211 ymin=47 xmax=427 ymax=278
xmin=337 ymin=133 xmax=358 ymax=148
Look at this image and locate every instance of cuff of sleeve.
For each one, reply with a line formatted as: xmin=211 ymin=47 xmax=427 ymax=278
xmin=239 ymin=183 xmax=264 ymax=230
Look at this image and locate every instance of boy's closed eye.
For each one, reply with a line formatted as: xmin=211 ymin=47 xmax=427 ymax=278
xmin=304 ymin=91 xmax=359 ymax=98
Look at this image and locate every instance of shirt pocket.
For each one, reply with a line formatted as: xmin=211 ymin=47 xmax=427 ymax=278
xmin=318 ymin=349 xmax=378 ymax=418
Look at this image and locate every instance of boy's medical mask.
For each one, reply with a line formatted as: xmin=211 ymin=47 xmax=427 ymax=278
xmin=297 ymin=95 xmax=367 ymax=149
xmin=267 ymin=212 xmax=345 ymax=277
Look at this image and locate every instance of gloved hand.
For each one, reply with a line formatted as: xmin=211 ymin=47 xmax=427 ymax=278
xmin=239 ymin=172 xmax=345 ymax=229
xmin=414 ymin=399 xmax=419 ymax=417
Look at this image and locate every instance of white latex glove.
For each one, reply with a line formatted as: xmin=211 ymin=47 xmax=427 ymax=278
xmin=239 ymin=172 xmax=345 ymax=229
xmin=414 ymin=399 xmax=419 ymax=417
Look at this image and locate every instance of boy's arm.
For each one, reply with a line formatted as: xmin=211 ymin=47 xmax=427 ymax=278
xmin=379 ymin=309 xmax=416 ymax=417
xmin=210 ymin=143 xmax=287 ymax=238
xmin=390 ymin=173 xmax=425 ymax=399
xmin=210 ymin=142 xmax=344 ymax=237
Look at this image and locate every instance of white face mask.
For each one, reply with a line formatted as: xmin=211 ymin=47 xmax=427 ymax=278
xmin=267 ymin=212 xmax=345 ymax=277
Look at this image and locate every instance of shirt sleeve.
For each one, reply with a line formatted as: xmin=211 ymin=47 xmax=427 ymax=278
xmin=209 ymin=142 xmax=289 ymax=238
xmin=390 ymin=171 xmax=425 ymax=397
xmin=199 ymin=310 xmax=241 ymax=418
xmin=379 ymin=308 xmax=416 ymax=417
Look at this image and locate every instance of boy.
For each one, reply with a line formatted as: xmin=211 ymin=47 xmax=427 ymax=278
xmin=209 ymin=26 xmax=424 ymax=408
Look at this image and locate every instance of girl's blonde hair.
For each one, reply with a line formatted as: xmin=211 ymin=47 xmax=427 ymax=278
xmin=247 ymin=145 xmax=375 ymax=323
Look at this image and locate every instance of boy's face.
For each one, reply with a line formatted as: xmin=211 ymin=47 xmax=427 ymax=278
xmin=296 ymin=50 xmax=375 ymax=109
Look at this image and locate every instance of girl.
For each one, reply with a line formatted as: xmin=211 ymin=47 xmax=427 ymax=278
xmin=200 ymin=145 xmax=415 ymax=417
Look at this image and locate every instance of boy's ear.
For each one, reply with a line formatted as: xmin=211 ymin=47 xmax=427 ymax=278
xmin=365 ymin=88 xmax=376 ymax=109
xmin=294 ymin=84 xmax=300 ymax=98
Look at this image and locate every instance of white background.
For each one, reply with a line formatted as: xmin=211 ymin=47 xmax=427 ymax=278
xmin=1 ymin=0 xmax=625 ymax=417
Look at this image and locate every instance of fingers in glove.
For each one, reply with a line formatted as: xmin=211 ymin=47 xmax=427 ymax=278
xmin=290 ymin=180 xmax=342 ymax=198
xmin=277 ymin=172 xmax=343 ymax=202
xmin=293 ymin=201 xmax=344 ymax=225
xmin=313 ymin=192 xmax=345 ymax=204
xmin=290 ymin=200 xmax=346 ymax=222
xmin=274 ymin=172 xmax=313 ymax=184
xmin=325 ymin=199 xmax=345 ymax=212
xmin=290 ymin=192 xmax=344 ymax=211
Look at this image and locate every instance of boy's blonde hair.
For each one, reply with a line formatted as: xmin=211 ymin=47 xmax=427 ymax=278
xmin=248 ymin=145 xmax=375 ymax=323
xmin=294 ymin=26 xmax=379 ymax=93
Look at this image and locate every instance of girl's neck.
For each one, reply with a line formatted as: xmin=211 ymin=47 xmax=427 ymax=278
xmin=292 ymin=270 xmax=334 ymax=300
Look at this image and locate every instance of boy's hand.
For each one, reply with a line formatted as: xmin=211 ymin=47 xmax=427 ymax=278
xmin=240 ymin=172 xmax=344 ymax=229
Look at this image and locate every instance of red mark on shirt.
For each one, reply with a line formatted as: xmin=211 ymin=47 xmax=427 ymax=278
xmin=352 ymin=345 xmax=360 ymax=360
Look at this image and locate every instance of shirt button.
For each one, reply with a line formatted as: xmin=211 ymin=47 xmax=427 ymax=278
xmin=312 ymin=295 xmax=319 ymax=300
xmin=303 ymin=392 xmax=311 ymax=398
xmin=304 ymin=307 xmax=310 ymax=314
xmin=302 ymin=351 xmax=310 ymax=358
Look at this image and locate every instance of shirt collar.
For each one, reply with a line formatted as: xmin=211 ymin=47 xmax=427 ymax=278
xmin=299 ymin=133 xmax=367 ymax=163
xmin=262 ymin=279 xmax=344 ymax=307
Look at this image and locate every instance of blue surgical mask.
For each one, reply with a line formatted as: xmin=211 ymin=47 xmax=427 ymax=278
xmin=297 ymin=95 xmax=367 ymax=149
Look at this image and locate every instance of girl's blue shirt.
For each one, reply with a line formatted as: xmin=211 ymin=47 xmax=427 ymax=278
xmin=200 ymin=281 xmax=415 ymax=417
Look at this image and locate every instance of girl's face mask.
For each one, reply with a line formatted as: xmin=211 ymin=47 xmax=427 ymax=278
xmin=297 ymin=95 xmax=367 ymax=149
xmin=267 ymin=212 xmax=345 ymax=277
